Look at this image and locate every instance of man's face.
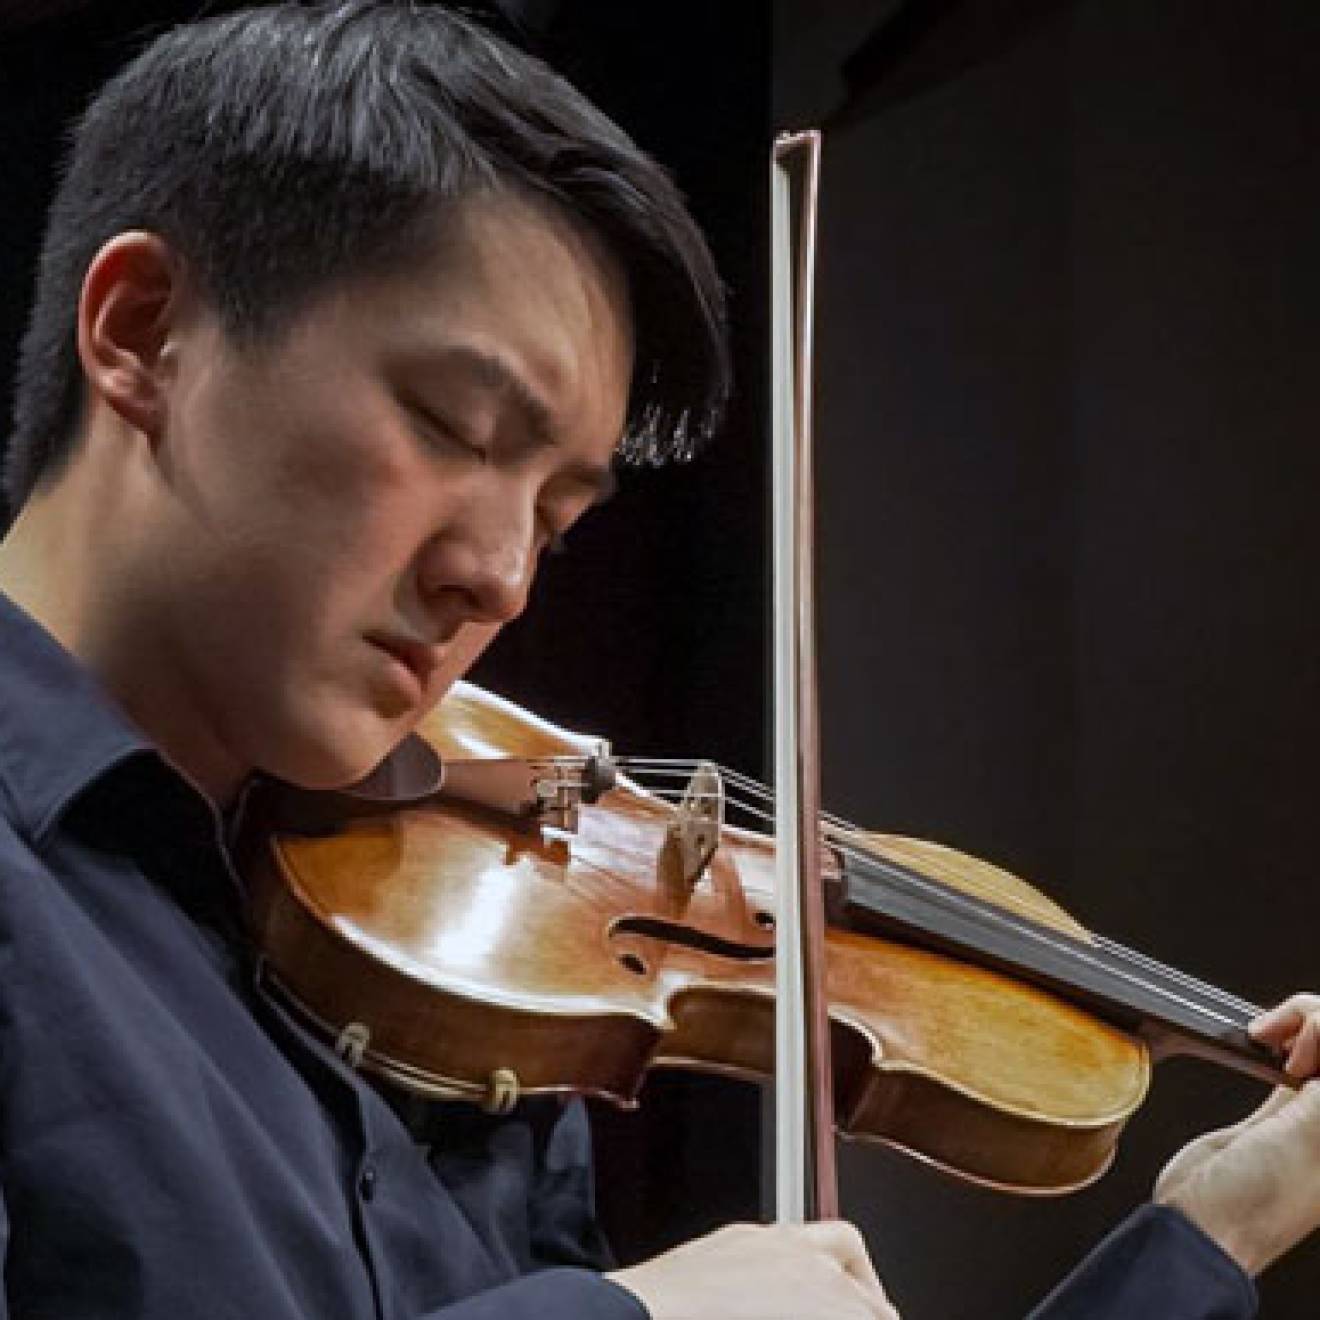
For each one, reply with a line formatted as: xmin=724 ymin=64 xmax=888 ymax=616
xmin=136 ymin=192 xmax=632 ymax=792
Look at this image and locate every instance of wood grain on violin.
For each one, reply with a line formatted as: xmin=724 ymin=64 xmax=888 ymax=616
xmin=242 ymin=683 xmax=1283 ymax=1199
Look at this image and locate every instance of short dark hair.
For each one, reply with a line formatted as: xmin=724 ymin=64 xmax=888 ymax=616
xmin=4 ymin=0 xmax=728 ymax=513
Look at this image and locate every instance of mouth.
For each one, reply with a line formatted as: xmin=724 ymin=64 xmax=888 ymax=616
xmin=367 ymin=634 xmax=441 ymax=695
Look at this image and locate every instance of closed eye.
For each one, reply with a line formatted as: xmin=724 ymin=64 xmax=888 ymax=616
xmin=403 ymin=397 xmax=487 ymax=462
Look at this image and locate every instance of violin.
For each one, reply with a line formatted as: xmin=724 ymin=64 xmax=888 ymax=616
xmin=241 ymin=681 xmax=1286 ymax=1198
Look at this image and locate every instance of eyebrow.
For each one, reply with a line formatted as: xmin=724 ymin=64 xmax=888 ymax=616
xmin=438 ymin=344 xmax=619 ymax=504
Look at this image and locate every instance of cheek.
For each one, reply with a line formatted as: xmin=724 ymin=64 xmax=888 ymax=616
xmin=250 ymin=486 xmax=424 ymax=639
xmin=204 ymin=408 xmax=425 ymax=585
xmin=167 ymin=361 xmax=449 ymax=645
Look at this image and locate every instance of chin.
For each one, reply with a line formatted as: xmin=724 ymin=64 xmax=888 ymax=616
xmin=263 ymin=720 xmax=400 ymax=791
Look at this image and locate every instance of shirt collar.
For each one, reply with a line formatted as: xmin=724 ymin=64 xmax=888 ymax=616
xmin=0 ymin=590 xmax=155 ymax=844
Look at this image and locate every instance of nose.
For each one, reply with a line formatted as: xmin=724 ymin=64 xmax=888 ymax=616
xmin=417 ymin=485 xmax=538 ymax=627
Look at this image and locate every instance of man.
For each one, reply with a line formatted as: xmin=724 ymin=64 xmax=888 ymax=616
xmin=0 ymin=4 xmax=1315 ymax=1318
xmin=0 ymin=4 xmax=892 ymax=1316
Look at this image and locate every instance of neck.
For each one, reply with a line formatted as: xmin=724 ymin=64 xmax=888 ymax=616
xmin=0 ymin=482 xmax=98 ymax=659
xmin=0 ymin=442 xmax=248 ymax=808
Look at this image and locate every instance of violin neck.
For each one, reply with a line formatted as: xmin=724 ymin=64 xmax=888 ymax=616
xmin=835 ymin=851 xmax=1286 ymax=1087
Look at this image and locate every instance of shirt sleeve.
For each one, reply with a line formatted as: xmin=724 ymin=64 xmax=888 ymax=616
xmin=1027 ymin=1204 xmax=1258 ymax=1320
xmin=426 ymin=1099 xmax=648 ymax=1316
xmin=420 ymin=1094 xmax=643 ymax=1317
xmin=417 ymin=1268 xmax=647 ymax=1320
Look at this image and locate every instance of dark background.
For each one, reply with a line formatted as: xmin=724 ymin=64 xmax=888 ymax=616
xmin=779 ymin=1 xmax=1320 ymax=1315
xmin=3 ymin=1 xmax=1318 ymax=1315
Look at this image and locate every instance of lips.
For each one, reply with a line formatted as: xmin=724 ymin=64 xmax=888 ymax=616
xmin=368 ymin=634 xmax=440 ymax=692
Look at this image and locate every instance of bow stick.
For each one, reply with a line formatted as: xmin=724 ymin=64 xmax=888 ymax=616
xmin=770 ymin=128 xmax=836 ymax=1222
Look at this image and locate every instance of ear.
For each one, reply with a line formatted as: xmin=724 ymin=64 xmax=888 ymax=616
xmin=76 ymin=231 xmax=188 ymax=442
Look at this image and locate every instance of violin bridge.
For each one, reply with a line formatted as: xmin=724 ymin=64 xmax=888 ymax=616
xmin=657 ymin=761 xmax=724 ymax=898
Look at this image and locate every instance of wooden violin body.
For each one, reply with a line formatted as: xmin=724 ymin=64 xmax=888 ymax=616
xmin=245 ymin=683 xmax=1269 ymax=1197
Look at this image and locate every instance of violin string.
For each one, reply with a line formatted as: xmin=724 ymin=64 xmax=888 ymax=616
xmin=737 ymin=790 xmax=1256 ymax=1029
xmin=633 ymin=786 xmax=1257 ymax=1036
xmin=1090 ymin=934 xmax=1262 ymax=1020
xmin=820 ymin=833 xmax=1260 ymax=1033
xmin=587 ymin=757 xmax=1262 ymax=1032
xmin=809 ymin=816 xmax=1263 ymax=1029
xmin=619 ymin=758 xmax=857 ymax=834
xmin=613 ymin=761 xmax=1260 ymax=1031
xmin=627 ymin=762 xmax=1263 ymax=1019
xmin=802 ymin=810 xmax=1264 ymax=1026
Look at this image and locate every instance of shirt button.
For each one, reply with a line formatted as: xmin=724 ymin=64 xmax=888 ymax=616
xmin=359 ymin=1164 xmax=378 ymax=1201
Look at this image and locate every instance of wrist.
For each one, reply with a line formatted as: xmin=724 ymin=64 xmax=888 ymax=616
xmin=601 ymin=1270 xmax=654 ymax=1320
xmin=603 ymin=1267 xmax=655 ymax=1316
xmin=1158 ymin=1194 xmax=1272 ymax=1277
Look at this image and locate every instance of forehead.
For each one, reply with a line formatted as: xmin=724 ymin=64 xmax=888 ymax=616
xmin=377 ymin=192 xmax=631 ymax=356
xmin=325 ymin=190 xmax=635 ymax=449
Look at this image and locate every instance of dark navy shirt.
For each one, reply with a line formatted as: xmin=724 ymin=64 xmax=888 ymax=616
xmin=1030 ymin=1205 xmax=1257 ymax=1319
xmin=0 ymin=591 xmax=643 ymax=1320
